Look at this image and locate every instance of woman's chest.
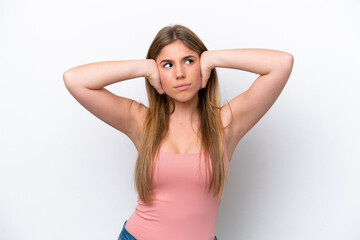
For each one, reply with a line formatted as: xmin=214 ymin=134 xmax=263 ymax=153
xmin=153 ymin=150 xmax=211 ymax=189
xmin=160 ymin=124 xmax=202 ymax=154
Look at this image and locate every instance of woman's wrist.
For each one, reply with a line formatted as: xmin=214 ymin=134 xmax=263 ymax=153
xmin=201 ymin=50 xmax=216 ymax=70
xmin=143 ymin=59 xmax=156 ymax=78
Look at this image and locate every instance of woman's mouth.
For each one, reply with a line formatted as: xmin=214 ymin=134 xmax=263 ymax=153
xmin=174 ymin=83 xmax=191 ymax=91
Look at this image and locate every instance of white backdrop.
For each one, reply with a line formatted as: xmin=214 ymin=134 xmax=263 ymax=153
xmin=1 ymin=0 xmax=359 ymax=239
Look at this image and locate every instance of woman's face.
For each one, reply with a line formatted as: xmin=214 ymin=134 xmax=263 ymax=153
xmin=155 ymin=40 xmax=202 ymax=102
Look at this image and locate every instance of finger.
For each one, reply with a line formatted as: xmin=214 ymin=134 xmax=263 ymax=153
xmin=200 ymin=70 xmax=205 ymax=88
xmin=202 ymin=73 xmax=209 ymax=88
xmin=158 ymin=83 xmax=164 ymax=94
xmin=202 ymin=80 xmax=207 ymax=89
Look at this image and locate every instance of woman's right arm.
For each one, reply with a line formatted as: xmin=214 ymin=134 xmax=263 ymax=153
xmin=63 ymin=59 xmax=163 ymax=150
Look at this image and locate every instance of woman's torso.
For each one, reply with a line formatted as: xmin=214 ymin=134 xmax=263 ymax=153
xmin=125 ymin=137 xmax=231 ymax=240
xmin=124 ymin=106 xmax=235 ymax=239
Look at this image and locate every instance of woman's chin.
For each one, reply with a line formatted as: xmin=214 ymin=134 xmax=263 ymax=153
xmin=166 ymin=92 xmax=199 ymax=103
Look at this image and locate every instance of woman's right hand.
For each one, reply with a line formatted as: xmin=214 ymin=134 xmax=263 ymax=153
xmin=146 ymin=59 xmax=164 ymax=94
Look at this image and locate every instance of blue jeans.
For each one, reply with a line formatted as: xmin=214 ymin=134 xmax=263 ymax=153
xmin=118 ymin=220 xmax=218 ymax=240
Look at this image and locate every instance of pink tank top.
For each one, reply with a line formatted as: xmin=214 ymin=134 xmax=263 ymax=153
xmin=125 ymin=138 xmax=231 ymax=240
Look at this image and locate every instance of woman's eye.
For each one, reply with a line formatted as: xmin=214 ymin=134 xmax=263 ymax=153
xmin=163 ymin=60 xmax=193 ymax=68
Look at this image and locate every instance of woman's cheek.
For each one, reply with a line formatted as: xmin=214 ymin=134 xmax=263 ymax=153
xmin=159 ymin=72 xmax=170 ymax=89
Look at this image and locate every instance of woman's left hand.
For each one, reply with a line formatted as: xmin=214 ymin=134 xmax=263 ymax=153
xmin=200 ymin=51 xmax=214 ymax=89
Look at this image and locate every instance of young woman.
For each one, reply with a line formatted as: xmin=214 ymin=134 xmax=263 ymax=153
xmin=63 ymin=24 xmax=294 ymax=240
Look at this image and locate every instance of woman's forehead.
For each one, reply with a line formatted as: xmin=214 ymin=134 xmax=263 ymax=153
xmin=157 ymin=40 xmax=198 ymax=60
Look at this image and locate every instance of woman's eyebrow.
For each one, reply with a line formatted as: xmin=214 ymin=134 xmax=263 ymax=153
xmin=160 ymin=55 xmax=195 ymax=64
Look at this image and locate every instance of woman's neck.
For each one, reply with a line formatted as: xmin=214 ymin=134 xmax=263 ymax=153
xmin=168 ymin=95 xmax=200 ymax=123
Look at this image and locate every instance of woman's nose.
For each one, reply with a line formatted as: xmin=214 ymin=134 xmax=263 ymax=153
xmin=175 ymin=66 xmax=185 ymax=79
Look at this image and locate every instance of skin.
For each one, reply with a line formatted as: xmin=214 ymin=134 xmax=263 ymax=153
xmin=150 ymin=40 xmax=210 ymax=153
xmin=64 ymin=40 xmax=293 ymax=157
xmin=147 ymin=44 xmax=294 ymax=157
xmin=154 ymin=40 xmax=205 ymax=123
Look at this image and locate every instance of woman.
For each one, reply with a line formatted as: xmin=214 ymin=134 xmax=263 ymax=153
xmin=63 ymin=24 xmax=294 ymax=240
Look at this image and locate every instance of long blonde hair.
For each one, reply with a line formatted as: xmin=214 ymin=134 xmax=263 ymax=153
xmin=134 ymin=24 xmax=229 ymax=204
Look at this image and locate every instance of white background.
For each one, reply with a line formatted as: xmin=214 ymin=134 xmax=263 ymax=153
xmin=1 ymin=0 xmax=359 ymax=239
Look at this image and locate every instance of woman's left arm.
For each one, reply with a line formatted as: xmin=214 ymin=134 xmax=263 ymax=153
xmin=200 ymin=49 xmax=294 ymax=141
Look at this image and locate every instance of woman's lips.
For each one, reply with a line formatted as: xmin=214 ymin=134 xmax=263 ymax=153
xmin=174 ymin=84 xmax=191 ymax=91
